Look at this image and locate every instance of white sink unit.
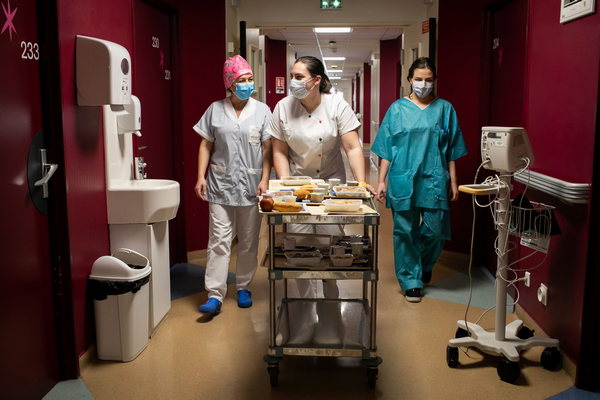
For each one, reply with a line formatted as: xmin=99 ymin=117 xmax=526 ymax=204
xmin=77 ymin=36 xmax=180 ymax=338
xmin=107 ymin=179 xmax=180 ymax=225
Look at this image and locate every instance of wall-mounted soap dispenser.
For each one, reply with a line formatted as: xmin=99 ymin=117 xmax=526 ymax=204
xmin=76 ymin=35 xmax=132 ymax=106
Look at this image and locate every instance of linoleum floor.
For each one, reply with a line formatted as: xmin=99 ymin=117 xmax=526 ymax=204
xmin=80 ymin=156 xmax=574 ymax=399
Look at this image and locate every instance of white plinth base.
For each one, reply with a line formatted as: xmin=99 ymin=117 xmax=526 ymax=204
xmin=448 ymin=320 xmax=559 ymax=362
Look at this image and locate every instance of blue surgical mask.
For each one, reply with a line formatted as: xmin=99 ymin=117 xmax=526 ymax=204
xmin=233 ymin=82 xmax=254 ymax=100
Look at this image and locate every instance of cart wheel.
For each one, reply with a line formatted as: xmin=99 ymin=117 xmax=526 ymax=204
xmin=367 ymin=368 xmax=378 ymax=388
xmin=517 ymin=326 xmax=535 ymax=340
xmin=541 ymin=347 xmax=561 ymax=371
xmin=268 ymin=365 xmax=279 ymax=387
xmin=497 ymin=359 xmax=520 ymax=383
xmin=456 ymin=327 xmax=469 ymax=338
xmin=446 ymin=345 xmax=459 ymax=368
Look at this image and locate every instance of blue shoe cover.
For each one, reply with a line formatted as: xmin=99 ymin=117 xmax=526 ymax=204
xmin=237 ymin=290 xmax=252 ymax=308
xmin=199 ymin=298 xmax=221 ymax=314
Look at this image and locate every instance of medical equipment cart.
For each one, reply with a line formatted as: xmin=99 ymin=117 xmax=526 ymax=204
xmin=446 ymin=127 xmax=562 ymax=383
xmin=261 ymin=195 xmax=383 ymax=388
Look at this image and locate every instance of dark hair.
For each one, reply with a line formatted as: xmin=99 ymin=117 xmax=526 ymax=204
xmin=294 ymin=56 xmax=332 ymax=93
xmin=407 ymin=57 xmax=437 ymax=81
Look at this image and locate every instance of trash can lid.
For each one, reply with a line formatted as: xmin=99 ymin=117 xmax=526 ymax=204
xmin=89 ymin=248 xmax=151 ymax=281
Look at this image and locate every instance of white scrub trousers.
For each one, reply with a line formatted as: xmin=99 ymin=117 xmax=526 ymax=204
xmin=287 ymin=223 xmax=346 ymax=298
xmin=205 ymin=202 xmax=262 ymax=303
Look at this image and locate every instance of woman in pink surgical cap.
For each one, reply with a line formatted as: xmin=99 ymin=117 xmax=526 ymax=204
xmin=193 ymin=55 xmax=273 ymax=314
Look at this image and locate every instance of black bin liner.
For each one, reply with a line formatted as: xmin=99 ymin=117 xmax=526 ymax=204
xmin=89 ymin=275 xmax=150 ymax=301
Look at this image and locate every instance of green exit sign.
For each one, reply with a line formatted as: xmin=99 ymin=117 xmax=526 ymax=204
xmin=320 ymin=0 xmax=342 ymax=9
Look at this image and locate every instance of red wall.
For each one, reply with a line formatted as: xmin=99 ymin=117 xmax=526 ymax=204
xmin=379 ymin=38 xmax=401 ymax=124
xmin=363 ymin=63 xmax=371 ymax=144
xmin=179 ymin=1 xmax=226 ymax=254
xmin=438 ymin=0 xmax=599 ymax=366
xmin=265 ymin=36 xmax=287 ymax=110
xmin=356 ymin=73 xmax=361 ymax=115
xmin=55 ymin=0 xmax=226 ymax=358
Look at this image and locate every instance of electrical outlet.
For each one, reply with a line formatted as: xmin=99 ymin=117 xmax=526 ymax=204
xmin=524 ymin=272 xmax=531 ymax=288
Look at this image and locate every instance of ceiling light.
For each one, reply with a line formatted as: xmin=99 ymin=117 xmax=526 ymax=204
xmin=327 ymin=70 xmax=343 ymax=74
xmin=323 ymin=57 xmax=345 ymax=61
xmin=329 ymin=77 xmax=342 ymax=80
xmin=315 ymin=28 xmax=352 ymax=33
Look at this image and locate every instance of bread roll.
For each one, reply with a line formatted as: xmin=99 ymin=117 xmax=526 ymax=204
xmin=299 ymin=184 xmax=317 ymax=192
xmin=273 ymin=202 xmax=303 ymax=212
xmin=293 ymin=189 xmax=311 ymax=199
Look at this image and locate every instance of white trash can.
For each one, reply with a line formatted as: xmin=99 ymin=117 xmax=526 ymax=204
xmin=89 ymin=248 xmax=151 ymax=362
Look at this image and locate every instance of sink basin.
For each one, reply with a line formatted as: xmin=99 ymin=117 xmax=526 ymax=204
xmin=107 ymin=179 xmax=180 ymax=224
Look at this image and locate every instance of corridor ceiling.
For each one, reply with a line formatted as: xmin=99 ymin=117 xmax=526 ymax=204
xmin=265 ymin=27 xmax=402 ymax=81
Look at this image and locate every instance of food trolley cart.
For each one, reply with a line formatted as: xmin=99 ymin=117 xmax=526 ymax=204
xmin=261 ymin=182 xmax=383 ymax=388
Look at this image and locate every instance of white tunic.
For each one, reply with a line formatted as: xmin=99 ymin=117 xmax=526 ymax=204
xmin=194 ymin=97 xmax=272 ymax=207
xmin=266 ymin=94 xmax=360 ymax=181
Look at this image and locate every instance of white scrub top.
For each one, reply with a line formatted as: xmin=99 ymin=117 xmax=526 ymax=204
xmin=194 ymin=97 xmax=272 ymax=207
xmin=266 ymin=94 xmax=360 ymax=181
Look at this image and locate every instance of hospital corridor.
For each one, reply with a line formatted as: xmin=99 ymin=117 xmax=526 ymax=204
xmin=1 ymin=0 xmax=600 ymax=399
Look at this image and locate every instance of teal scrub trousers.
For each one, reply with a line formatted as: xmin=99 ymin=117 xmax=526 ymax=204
xmin=392 ymin=207 xmax=451 ymax=292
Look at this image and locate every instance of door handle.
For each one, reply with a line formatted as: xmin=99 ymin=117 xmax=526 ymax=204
xmin=34 ymin=149 xmax=58 ymax=199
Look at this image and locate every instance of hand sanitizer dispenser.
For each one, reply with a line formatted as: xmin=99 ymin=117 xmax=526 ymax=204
xmin=76 ymin=35 xmax=132 ymax=106
xmin=118 ymin=95 xmax=142 ymax=136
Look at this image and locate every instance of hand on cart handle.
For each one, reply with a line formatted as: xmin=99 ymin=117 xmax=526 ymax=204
xmin=360 ymin=181 xmax=377 ymax=197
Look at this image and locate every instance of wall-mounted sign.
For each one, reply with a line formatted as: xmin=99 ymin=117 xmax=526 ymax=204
xmin=276 ymin=77 xmax=285 ymax=94
xmin=422 ymin=20 xmax=430 ymax=34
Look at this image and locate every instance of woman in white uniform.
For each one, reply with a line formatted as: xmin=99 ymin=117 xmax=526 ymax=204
xmin=194 ymin=55 xmax=272 ymax=314
xmin=267 ymin=56 xmax=374 ymax=298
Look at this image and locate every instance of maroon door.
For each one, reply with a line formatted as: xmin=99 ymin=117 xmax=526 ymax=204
xmin=133 ymin=0 xmax=178 ymax=263
xmin=0 ymin=0 xmax=59 ymax=397
xmin=483 ymin=0 xmax=529 ymax=276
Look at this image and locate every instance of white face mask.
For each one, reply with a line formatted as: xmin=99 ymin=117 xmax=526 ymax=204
xmin=290 ymin=78 xmax=316 ymax=99
xmin=412 ymin=81 xmax=434 ymax=98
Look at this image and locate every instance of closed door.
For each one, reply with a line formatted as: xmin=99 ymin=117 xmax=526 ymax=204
xmin=0 ymin=0 xmax=59 ymax=397
xmin=133 ymin=0 xmax=178 ymax=264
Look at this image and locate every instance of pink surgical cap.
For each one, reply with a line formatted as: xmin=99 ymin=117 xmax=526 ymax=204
xmin=223 ymin=55 xmax=253 ymax=89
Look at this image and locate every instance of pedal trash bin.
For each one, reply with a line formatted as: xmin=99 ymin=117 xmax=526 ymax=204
xmin=89 ymin=248 xmax=151 ymax=362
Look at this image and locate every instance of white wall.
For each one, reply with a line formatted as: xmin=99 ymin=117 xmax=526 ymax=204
xmin=359 ymin=66 xmax=364 ymax=143
xmin=237 ymin=0 xmax=427 ymax=27
xmin=226 ymin=3 xmax=239 ymax=59
xmin=401 ymin=1 xmax=439 ymax=97
xmin=369 ymin=45 xmax=380 ymax=151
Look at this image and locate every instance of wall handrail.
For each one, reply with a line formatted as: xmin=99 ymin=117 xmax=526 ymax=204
xmin=514 ymin=169 xmax=589 ymax=205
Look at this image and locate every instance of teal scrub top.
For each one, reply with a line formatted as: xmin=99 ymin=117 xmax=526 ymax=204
xmin=371 ymin=97 xmax=468 ymax=211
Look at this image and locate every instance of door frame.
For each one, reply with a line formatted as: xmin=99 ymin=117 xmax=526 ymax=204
xmin=133 ymin=0 xmax=186 ymax=263
xmin=578 ymin=68 xmax=600 ymax=390
xmin=36 ymin=0 xmax=78 ymax=379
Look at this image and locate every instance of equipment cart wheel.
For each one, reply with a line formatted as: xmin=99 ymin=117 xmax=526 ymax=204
xmin=366 ymin=368 xmax=378 ymax=388
xmin=497 ymin=359 xmax=520 ymax=383
xmin=446 ymin=345 xmax=459 ymax=368
xmin=456 ymin=327 xmax=469 ymax=338
xmin=268 ymin=365 xmax=279 ymax=387
xmin=517 ymin=326 xmax=535 ymax=340
xmin=541 ymin=347 xmax=561 ymax=371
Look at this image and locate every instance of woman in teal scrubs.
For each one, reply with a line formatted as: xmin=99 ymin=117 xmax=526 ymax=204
xmin=372 ymin=57 xmax=468 ymax=303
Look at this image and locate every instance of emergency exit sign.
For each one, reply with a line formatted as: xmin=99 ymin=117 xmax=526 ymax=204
xmin=320 ymin=0 xmax=342 ymax=9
